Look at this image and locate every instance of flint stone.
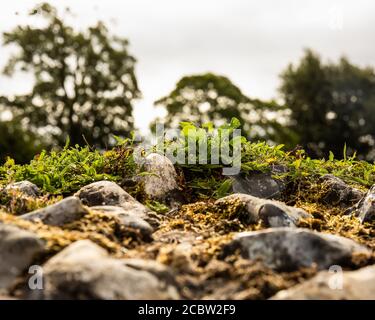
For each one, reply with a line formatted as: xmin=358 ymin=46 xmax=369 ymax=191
xmin=230 ymin=166 xmax=287 ymax=199
xmin=215 ymin=193 xmax=311 ymax=227
xmin=319 ymin=174 xmax=363 ymax=206
xmin=271 ymin=264 xmax=375 ymax=299
xmin=0 ymin=224 xmax=45 ymax=290
xmin=29 ymin=240 xmax=179 ymax=300
xmin=4 ymin=181 xmax=40 ymax=198
xmin=348 ymin=184 xmax=375 ymax=223
xmin=138 ymin=153 xmax=179 ymax=201
xmin=223 ymin=227 xmax=370 ymax=271
xmin=90 ymin=205 xmax=153 ymax=237
xmin=75 ymin=181 xmax=160 ymax=226
xmin=20 ymin=196 xmax=88 ymax=226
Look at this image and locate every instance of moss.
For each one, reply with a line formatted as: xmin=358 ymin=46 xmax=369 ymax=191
xmin=296 ymin=201 xmax=375 ymax=251
xmin=158 ymin=201 xmax=250 ymax=235
xmin=0 ymin=211 xmax=124 ymax=256
xmin=0 ymin=189 xmax=61 ymax=215
xmin=63 ymin=209 xmax=150 ymax=248
xmin=145 ymin=200 xmax=169 ymax=214
xmin=1 ymin=120 xmax=375 ymax=299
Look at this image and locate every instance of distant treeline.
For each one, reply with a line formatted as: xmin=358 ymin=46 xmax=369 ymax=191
xmin=1 ymin=3 xmax=375 ymax=163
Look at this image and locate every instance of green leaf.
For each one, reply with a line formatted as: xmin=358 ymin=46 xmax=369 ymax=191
xmin=215 ymin=179 xmax=232 ymax=198
xmin=329 ymin=151 xmax=334 ymax=161
xmin=230 ymin=117 xmax=241 ymax=129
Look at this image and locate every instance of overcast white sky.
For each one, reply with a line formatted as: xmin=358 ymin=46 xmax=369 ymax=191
xmin=1 ymin=0 xmax=374 ymax=133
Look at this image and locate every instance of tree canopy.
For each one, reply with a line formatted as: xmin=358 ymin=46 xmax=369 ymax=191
xmin=0 ymin=2 xmax=140 ymax=149
xmin=280 ymin=49 xmax=375 ymax=159
xmin=152 ymin=72 xmax=292 ymax=144
xmin=1 ymin=3 xmax=375 ymax=163
xmin=0 ymin=117 xmax=45 ymax=164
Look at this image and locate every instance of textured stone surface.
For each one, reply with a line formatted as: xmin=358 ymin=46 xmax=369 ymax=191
xmin=271 ymin=264 xmax=375 ymax=299
xmin=21 ymin=196 xmax=88 ymax=226
xmin=223 ymin=228 xmax=370 ymax=271
xmin=29 ymin=240 xmax=179 ymax=300
xmin=91 ymin=205 xmax=154 ymax=237
xmin=75 ymin=181 xmax=134 ymax=207
xmin=348 ymin=184 xmax=375 ymax=223
xmin=0 ymin=224 xmax=45 ymax=291
xmin=138 ymin=153 xmax=179 ymax=201
xmin=215 ymin=193 xmax=311 ymax=227
xmin=75 ymin=181 xmax=160 ymax=226
xmin=4 ymin=181 xmax=40 ymax=198
xmin=319 ymin=174 xmax=364 ymax=206
xmin=230 ymin=166 xmax=287 ymax=199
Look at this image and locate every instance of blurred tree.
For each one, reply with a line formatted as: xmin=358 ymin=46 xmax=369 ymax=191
xmin=152 ymin=72 xmax=293 ymax=144
xmin=0 ymin=3 xmax=140 ymax=149
xmin=280 ymin=49 xmax=375 ymax=159
xmin=0 ymin=116 xmax=45 ymax=164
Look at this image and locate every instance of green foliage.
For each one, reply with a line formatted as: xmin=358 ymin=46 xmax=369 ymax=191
xmin=280 ymin=49 xmax=375 ymax=159
xmin=214 ymin=179 xmax=233 ymax=198
xmin=157 ymin=119 xmax=375 ymax=199
xmin=152 ymin=73 xmax=290 ymax=143
xmin=0 ymin=145 xmax=118 ymax=195
xmin=0 ymin=2 xmax=140 ymax=149
xmin=145 ymin=200 xmax=169 ymax=214
xmin=1 ymin=120 xmax=375 ymax=202
xmin=0 ymin=118 xmax=46 ymax=164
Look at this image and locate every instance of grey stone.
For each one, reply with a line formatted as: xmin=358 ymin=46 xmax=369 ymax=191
xmin=215 ymin=193 xmax=311 ymax=227
xmin=138 ymin=153 xmax=179 ymax=201
xmin=74 ymin=181 xmax=135 ymax=207
xmin=271 ymin=264 xmax=375 ymax=300
xmin=122 ymin=258 xmax=177 ymax=285
xmin=319 ymin=174 xmax=364 ymax=206
xmin=258 ymin=202 xmax=310 ymax=227
xmin=29 ymin=240 xmax=179 ymax=300
xmin=4 ymin=181 xmax=40 ymax=198
xmin=90 ymin=206 xmax=154 ymax=237
xmin=20 ymin=196 xmax=88 ymax=226
xmin=75 ymin=181 xmax=160 ymax=227
xmin=230 ymin=166 xmax=287 ymax=199
xmin=348 ymin=184 xmax=375 ymax=223
xmin=0 ymin=224 xmax=45 ymax=291
xmin=223 ymin=227 xmax=370 ymax=271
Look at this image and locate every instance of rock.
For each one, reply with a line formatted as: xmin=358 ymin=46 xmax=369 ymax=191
xmin=319 ymin=174 xmax=363 ymax=206
xmin=122 ymin=258 xmax=177 ymax=285
xmin=223 ymin=228 xmax=370 ymax=271
xmin=215 ymin=193 xmax=311 ymax=227
xmin=138 ymin=153 xmax=179 ymax=201
xmin=258 ymin=202 xmax=310 ymax=228
xmin=230 ymin=165 xmax=287 ymax=199
xmin=271 ymin=264 xmax=375 ymax=299
xmin=75 ymin=181 xmax=160 ymax=227
xmin=1 ymin=181 xmax=42 ymax=215
xmin=0 ymin=224 xmax=45 ymax=291
xmin=29 ymin=240 xmax=179 ymax=299
xmin=75 ymin=181 xmax=135 ymax=207
xmin=4 ymin=181 xmax=40 ymax=197
xmin=90 ymin=206 xmax=154 ymax=237
xmin=347 ymin=184 xmax=375 ymax=223
xmin=20 ymin=196 xmax=88 ymax=226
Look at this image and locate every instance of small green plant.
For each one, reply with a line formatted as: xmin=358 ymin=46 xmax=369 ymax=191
xmin=145 ymin=200 xmax=169 ymax=214
xmin=1 ymin=118 xmax=375 ymax=203
xmin=0 ymin=145 xmax=118 ymax=195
